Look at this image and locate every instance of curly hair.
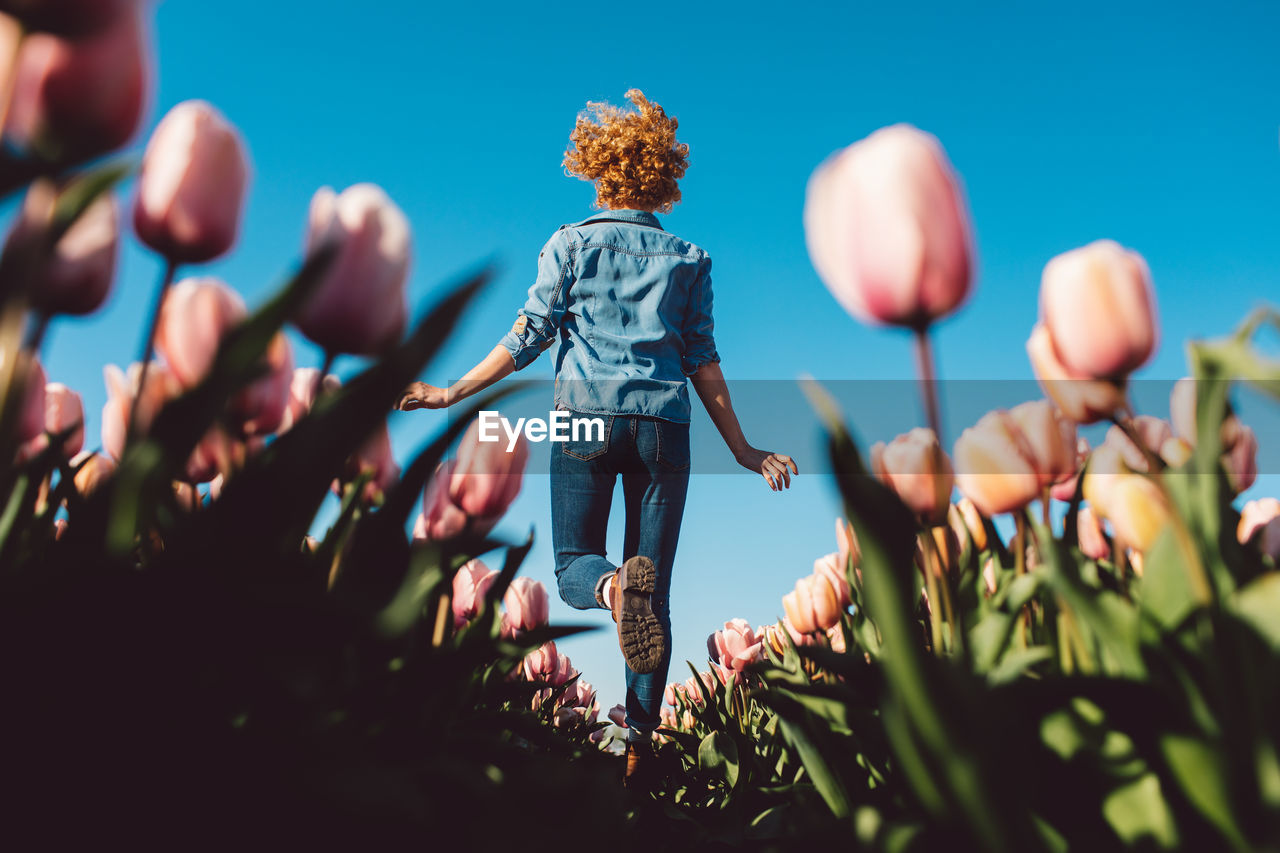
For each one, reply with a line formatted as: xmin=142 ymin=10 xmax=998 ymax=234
xmin=563 ymin=89 xmax=689 ymax=214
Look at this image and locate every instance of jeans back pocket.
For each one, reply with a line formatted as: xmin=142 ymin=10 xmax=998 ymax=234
xmin=654 ymin=419 xmax=691 ymax=471
xmin=560 ymin=412 xmax=612 ymax=460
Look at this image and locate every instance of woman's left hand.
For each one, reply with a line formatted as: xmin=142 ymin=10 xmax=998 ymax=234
xmin=398 ymin=382 xmax=450 ymax=410
xmin=735 ymin=447 xmax=798 ymax=491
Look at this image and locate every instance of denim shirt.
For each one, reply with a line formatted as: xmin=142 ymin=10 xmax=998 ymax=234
xmin=498 ymin=209 xmax=719 ymax=423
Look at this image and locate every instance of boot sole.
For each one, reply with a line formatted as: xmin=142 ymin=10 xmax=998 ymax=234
xmin=617 ymin=556 xmax=664 ymax=674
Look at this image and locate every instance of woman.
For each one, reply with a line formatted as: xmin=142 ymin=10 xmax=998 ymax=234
xmin=399 ymin=90 xmax=796 ymax=785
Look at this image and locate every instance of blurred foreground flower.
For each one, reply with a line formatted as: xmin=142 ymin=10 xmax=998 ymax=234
xmin=871 ymin=428 xmax=953 ymax=524
xmin=1238 ymin=499 xmax=1280 ymax=561
xmin=953 ymin=401 xmax=1075 ymax=516
xmin=504 ymin=577 xmax=549 ymax=633
xmin=451 ymin=558 xmax=498 ymax=627
xmin=416 ymin=418 xmax=529 ymax=541
xmin=1082 ymin=443 xmax=1173 ymax=551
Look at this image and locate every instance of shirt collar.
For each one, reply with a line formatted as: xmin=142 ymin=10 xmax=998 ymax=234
xmin=575 ymin=209 xmax=663 ymax=230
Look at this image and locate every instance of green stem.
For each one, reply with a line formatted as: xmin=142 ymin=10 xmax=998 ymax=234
xmin=128 ymin=259 xmax=178 ymax=441
xmin=913 ymin=325 xmax=944 ymax=445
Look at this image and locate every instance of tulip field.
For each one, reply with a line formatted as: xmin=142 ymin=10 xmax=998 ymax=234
xmin=2 ymin=2 xmax=1280 ymax=850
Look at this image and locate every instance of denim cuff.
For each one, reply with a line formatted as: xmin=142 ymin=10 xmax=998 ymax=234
xmin=681 ymin=350 xmax=721 ymax=376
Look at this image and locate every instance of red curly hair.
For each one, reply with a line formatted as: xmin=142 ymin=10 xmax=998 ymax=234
xmin=563 ymin=89 xmax=689 ymax=214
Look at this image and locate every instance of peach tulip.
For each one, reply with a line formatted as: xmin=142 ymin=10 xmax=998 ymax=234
xmin=1027 ymin=324 xmax=1128 ymax=424
xmin=783 ymin=573 xmax=842 ymax=634
xmin=297 ymin=184 xmax=410 ymax=355
xmin=1103 ymin=416 xmax=1172 ymax=473
xmin=1077 ymin=506 xmax=1111 ymax=561
xmin=814 ymin=552 xmax=853 ymax=608
xmin=804 ymin=124 xmax=973 ymax=329
xmin=452 ymin=558 xmax=499 ymax=627
xmin=1238 ymin=499 xmax=1280 ymax=561
xmin=5 ymin=7 xmax=146 ymax=162
xmin=134 ymin=100 xmax=250 ymax=263
xmin=6 ymin=182 xmax=119 ymax=316
xmin=1040 ymin=240 xmax=1157 ymax=380
xmin=1050 ymin=438 xmax=1091 ymax=502
xmin=709 ymin=618 xmax=763 ymax=673
xmin=952 ymin=410 xmax=1041 ymax=517
xmin=953 ymin=497 xmax=988 ymax=552
xmin=1081 ymin=443 xmax=1173 ymax=551
xmin=71 ymin=450 xmax=114 ymax=496
xmin=835 ymin=516 xmax=860 ymax=573
xmin=503 ymin=577 xmax=549 ymax=632
xmin=871 ymin=427 xmax=954 ymax=524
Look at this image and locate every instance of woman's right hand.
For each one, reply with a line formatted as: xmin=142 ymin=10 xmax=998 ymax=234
xmin=734 ymin=446 xmax=798 ymax=491
xmin=398 ymin=382 xmax=450 ymax=411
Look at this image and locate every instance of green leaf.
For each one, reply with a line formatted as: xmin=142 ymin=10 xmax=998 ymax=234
xmin=698 ymin=730 xmax=739 ymax=788
xmin=1229 ymin=573 xmax=1280 ymax=649
xmin=776 ymin=713 xmax=850 ymax=819
xmin=1161 ymin=733 xmax=1248 ymax=851
xmin=1102 ymin=773 xmax=1179 ymax=848
xmin=1138 ymin=527 xmax=1199 ymax=631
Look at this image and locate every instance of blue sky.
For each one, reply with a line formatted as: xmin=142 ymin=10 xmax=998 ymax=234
xmin=35 ymin=0 xmax=1280 ymax=710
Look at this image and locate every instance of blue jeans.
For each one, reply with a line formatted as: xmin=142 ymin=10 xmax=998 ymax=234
xmin=551 ymin=411 xmax=690 ymax=739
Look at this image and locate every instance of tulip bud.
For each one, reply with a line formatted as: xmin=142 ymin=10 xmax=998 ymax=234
xmin=1221 ymin=419 xmax=1258 ymax=495
xmin=522 ymin=641 xmax=561 ymax=683
xmin=1077 ymin=505 xmax=1111 ymax=561
xmin=155 ymin=276 xmax=247 ymax=387
xmin=813 ymin=552 xmax=852 ymax=608
xmin=41 ymin=381 xmax=82 ymax=457
xmin=418 ymin=460 xmax=471 ymax=541
xmin=451 ymin=558 xmax=499 ymax=627
xmin=503 ymin=577 xmax=549 ymax=633
xmin=277 ymin=367 xmax=341 ymax=433
xmin=4 ymin=182 xmax=119 ymax=316
xmin=1027 ymin=324 xmax=1128 ymax=424
xmin=835 ymin=517 xmax=860 ymax=573
xmin=709 ymin=618 xmax=763 ymax=673
xmin=953 ymin=497 xmax=988 ymax=552
xmin=953 ymin=407 xmax=1057 ymax=517
xmin=804 ymin=124 xmax=974 ymax=329
xmin=871 ymin=427 xmax=954 ymax=524
xmin=71 ymin=450 xmax=114 ymax=496
xmin=1081 ymin=444 xmax=1173 ymax=551
xmin=1040 ymin=240 xmax=1157 ymax=380
xmin=134 ymin=100 xmax=250 ymax=263
xmin=1238 ymin=499 xmax=1280 ymax=561
xmin=100 ymin=361 xmax=181 ymax=459
xmin=783 ymin=573 xmax=842 ymax=634
xmin=297 ymin=184 xmax=410 ymax=355
xmin=5 ymin=8 xmax=147 ymax=163
xmin=607 ymin=704 xmax=627 ymax=728
xmin=340 ymin=421 xmax=399 ymax=503
xmin=417 ymin=418 xmax=529 ymax=540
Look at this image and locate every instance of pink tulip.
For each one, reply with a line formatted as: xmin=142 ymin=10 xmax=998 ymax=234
xmin=835 ymin=517 xmax=860 ymax=573
xmin=5 ymin=7 xmax=146 ymax=162
xmin=954 ymin=403 xmax=1076 ymax=517
xmin=297 ymin=184 xmax=410 ymax=355
xmin=607 ymin=704 xmax=627 ymax=728
xmin=663 ymin=682 xmax=681 ymax=707
xmin=1077 ymin=505 xmax=1111 ymax=561
xmin=503 ymin=577 xmax=549 ymax=632
xmin=341 ymin=421 xmax=399 ymax=502
xmin=1040 ymin=240 xmax=1157 ymax=380
xmin=278 ymin=367 xmax=341 ymax=433
xmin=871 ymin=427 xmax=954 ymax=524
xmin=709 ymin=618 xmax=763 ymax=673
xmin=155 ymin=277 xmax=247 ymax=387
xmin=181 ymin=424 xmax=238 ymax=484
xmin=232 ymin=331 xmax=293 ymax=436
xmin=41 ymin=381 xmax=82 ymax=457
xmin=1103 ymin=416 xmax=1172 ymax=473
xmin=1050 ymin=438 xmax=1091 ymax=502
xmin=814 ymin=552 xmax=852 ymax=609
xmin=1238 ymin=499 xmax=1280 ymax=561
xmin=804 ymin=124 xmax=973 ymax=329
xmin=522 ymin=641 xmax=561 ymax=682
xmin=134 ymin=100 xmax=250 ymax=263
xmin=1167 ymin=378 xmax=1256 ymax=493
xmin=417 ymin=419 xmax=529 ymax=540
xmin=1027 ymin=324 xmax=1128 ymax=424
xmin=451 ymin=558 xmax=499 ymax=627
xmin=5 ymin=182 xmax=119 ymax=316
xmin=100 ymin=361 xmax=181 ymax=459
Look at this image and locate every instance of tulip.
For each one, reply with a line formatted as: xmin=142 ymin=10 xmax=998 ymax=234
xmin=100 ymin=361 xmax=185 ymax=459
xmin=522 ymin=641 xmax=561 ymax=683
xmin=783 ymin=573 xmax=842 ymax=635
xmin=982 ymin=557 xmax=998 ymax=597
xmin=871 ymin=428 xmax=954 ymax=524
xmin=1027 ymin=324 xmax=1128 ymax=424
xmin=503 ymin=577 xmax=549 ymax=632
xmin=2 ymin=351 xmax=47 ymax=445
xmin=952 ymin=410 xmax=1042 ymax=517
xmin=708 ymin=618 xmax=763 ymax=673
xmin=1169 ymin=378 xmax=1198 ymax=443
xmin=825 ymin=623 xmax=847 ymax=654
xmin=232 ymin=331 xmax=294 ymax=436
xmin=1238 ymin=499 xmax=1280 ymax=561
xmin=71 ymin=450 xmax=114 ymax=496
xmin=1221 ymin=418 xmax=1258 ymax=495
xmin=607 ymin=704 xmax=627 ymax=728
xmin=181 ymin=424 xmax=238 ymax=484
xmin=341 ymin=421 xmax=399 ymax=502
xmin=1077 ymin=506 xmax=1111 ymax=561
xmin=451 ymin=558 xmax=499 ymax=627
xmin=663 ymin=682 xmax=681 ymax=707
xmin=0 ymin=0 xmax=134 ymax=36
xmin=813 ymin=552 xmax=852 ymax=608
xmin=297 ymin=184 xmax=410 ymax=355
xmin=1081 ymin=443 xmax=1173 ymax=551
xmin=916 ymin=522 xmax=961 ymax=577
xmin=155 ymin=277 xmax=247 ymax=387
xmin=835 ymin=517 xmax=860 ymax=573
xmin=277 ymin=367 xmax=341 ymax=433
xmin=5 ymin=182 xmax=119 ymax=316
xmin=5 ymin=7 xmax=146 ymax=163
xmin=1103 ymin=416 xmax=1172 ymax=473
xmin=953 ymin=497 xmax=988 ymax=552
xmin=1167 ymin=378 xmax=1257 ymax=493
xmin=804 ymin=124 xmax=973 ymax=330
xmin=134 ymin=100 xmax=250 ymax=263
xmin=659 ymin=707 xmax=678 ymax=730
xmin=1050 ymin=438 xmax=1091 ymax=502
xmin=41 ymin=381 xmax=82 ymax=457
xmin=417 ymin=418 xmax=529 ymax=540
xmin=1040 ymin=240 xmax=1157 ymax=380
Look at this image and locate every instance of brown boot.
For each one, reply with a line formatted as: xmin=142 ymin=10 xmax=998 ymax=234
xmin=623 ymin=739 xmax=655 ymax=790
xmin=611 ymin=556 xmax=664 ymax=674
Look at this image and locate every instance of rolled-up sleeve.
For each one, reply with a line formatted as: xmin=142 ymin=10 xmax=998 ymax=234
xmin=680 ymin=255 xmax=720 ymax=376
xmin=499 ymin=231 xmax=574 ymax=370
